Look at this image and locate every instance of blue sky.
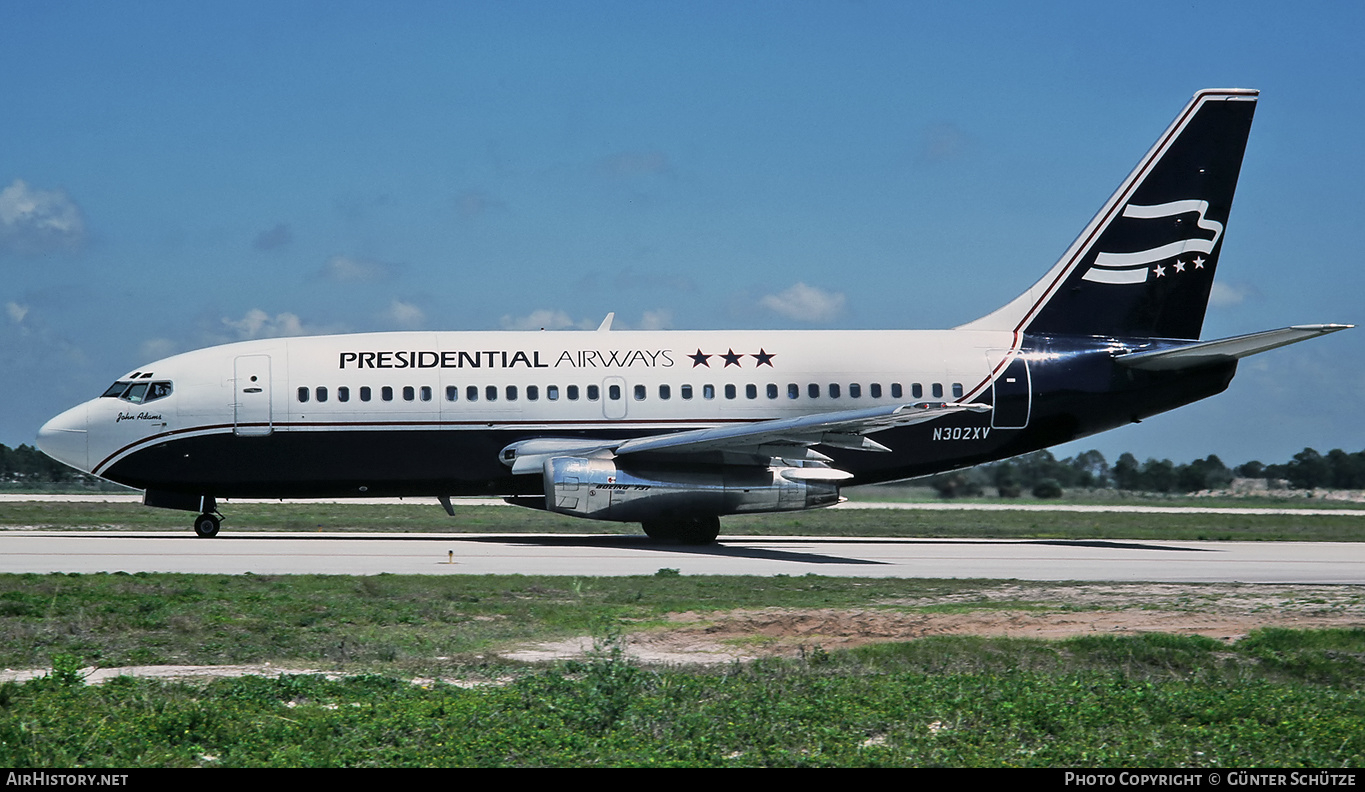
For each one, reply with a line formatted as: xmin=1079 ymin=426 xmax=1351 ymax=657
xmin=2 ymin=1 xmax=1361 ymax=469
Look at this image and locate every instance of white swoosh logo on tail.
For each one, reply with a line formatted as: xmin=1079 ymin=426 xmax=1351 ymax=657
xmin=1082 ymin=200 xmax=1223 ymax=284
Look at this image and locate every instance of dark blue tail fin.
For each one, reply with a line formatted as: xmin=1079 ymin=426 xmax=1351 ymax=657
xmin=961 ymin=89 xmax=1258 ymax=340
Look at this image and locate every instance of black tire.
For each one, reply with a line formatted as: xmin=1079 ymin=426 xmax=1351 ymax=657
xmin=641 ymin=515 xmax=720 ymax=545
xmin=193 ymin=513 xmax=221 ymax=538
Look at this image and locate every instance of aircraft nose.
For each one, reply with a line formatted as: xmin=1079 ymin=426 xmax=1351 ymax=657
xmin=37 ymin=403 xmax=90 ymax=473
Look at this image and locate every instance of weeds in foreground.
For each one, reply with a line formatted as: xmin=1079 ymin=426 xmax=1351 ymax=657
xmin=3 ymin=629 xmax=1363 ymax=767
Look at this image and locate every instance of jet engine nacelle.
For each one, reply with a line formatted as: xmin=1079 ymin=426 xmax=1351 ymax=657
xmin=542 ymin=456 xmax=841 ymax=523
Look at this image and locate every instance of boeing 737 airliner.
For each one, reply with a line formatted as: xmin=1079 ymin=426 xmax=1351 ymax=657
xmin=36 ymin=89 xmax=1350 ymax=543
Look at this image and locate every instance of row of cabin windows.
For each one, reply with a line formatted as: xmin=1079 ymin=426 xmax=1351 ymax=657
xmin=296 ymin=381 xmax=965 ymax=404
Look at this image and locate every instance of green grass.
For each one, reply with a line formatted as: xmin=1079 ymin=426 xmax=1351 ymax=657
xmin=0 ymin=572 xmax=1027 ymax=669
xmin=3 ymin=628 xmax=1363 ymax=767
xmin=3 ymin=501 xmax=1364 ymax=541
xmin=2 ymin=573 xmax=1363 ymax=766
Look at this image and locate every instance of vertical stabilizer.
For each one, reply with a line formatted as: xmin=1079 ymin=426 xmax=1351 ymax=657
xmin=960 ymin=89 xmax=1257 ymax=340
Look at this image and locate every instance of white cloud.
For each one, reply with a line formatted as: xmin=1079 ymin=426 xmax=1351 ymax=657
xmin=635 ymin=309 xmax=672 ymax=330
xmin=1209 ymin=281 xmax=1249 ymax=307
xmin=5 ymin=301 xmax=28 ymax=324
xmin=0 ymin=179 xmax=86 ymax=255
xmin=500 ymin=309 xmax=583 ymax=331
xmin=383 ymin=299 xmax=425 ymax=329
xmin=318 ymin=255 xmax=399 ymax=282
xmin=222 ymin=308 xmax=313 ymax=340
xmin=759 ymin=282 xmax=847 ymax=322
xmin=139 ymin=336 xmax=181 ymax=362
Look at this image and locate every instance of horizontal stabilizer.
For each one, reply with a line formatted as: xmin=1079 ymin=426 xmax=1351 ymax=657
xmin=1116 ymin=324 xmax=1352 ymax=371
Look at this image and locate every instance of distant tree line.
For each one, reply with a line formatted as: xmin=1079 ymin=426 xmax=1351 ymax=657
xmin=4 ymin=441 xmax=1364 ymax=496
xmin=0 ymin=443 xmax=114 ymax=489
xmin=925 ymin=446 xmax=1365 ymax=499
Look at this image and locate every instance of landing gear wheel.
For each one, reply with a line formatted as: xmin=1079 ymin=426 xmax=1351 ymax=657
xmin=193 ymin=512 xmax=221 ymax=538
xmin=641 ymin=515 xmax=720 ymax=545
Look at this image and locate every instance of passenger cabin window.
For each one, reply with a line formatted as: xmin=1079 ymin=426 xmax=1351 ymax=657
xmin=703 ymin=384 xmax=715 ymax=399
xmin=402 ymin=386 xmax=414 ymax=401
xmin=527 ymin=385 xmax=539 ymax=401
xmin=421 ymin=386 xmax=432 ymax=402
xmin=952 ymin=383 xmax=964 ymax=398
xmin=567 ymin=385 xmax=579 ymax=400
xmin=361 ymin=386 xmax=372 ymax=402
xmin=446 ymin=385 xmax=458 ymax=401
xmin=633 ymin=384 xmax=646 ymax=400
xmin=485 ymin=385 xmax=497 ymax=402
xmin=849 ymin=384 xmax=861 ymax=398
xmin=338 ymin=386 xmax=350 ymax=402
xmin=788 ymin=383 xmax=799 ymax=399
xmin=382 ymin=386 xmax=394 ymax=401
xmin=608 ymin=384 xmax=621 ymax=401
xmin=506 ymin=385 xmax=517 ymax=401
xmin=681 ymin=384 xmax=692 ymax=400
xmin=659 ymin=384 xmax=671 ymax=400
xmin=547 ymin=385 xmax=559 ymax=400
xmin=891 ymin=383 xmax=902 ymax=399
xmin=870 ymin=383 xmax=882 ymax=398
xmin=745 ymin=384 xmax=757 ymax=399
xmin=808 ymin=383 xmax=819 ymax=398
xmin=724 ymin=384 xmax=736 ymax=399
xmin=829 ymin=383 xmax=841 ymax=398
xmin=316 ymin=387 xmax=328 ymax=403
xmin=912 ymin=383 xmax=923 ymax=399
xmin=767 ymin=384 xmax=778 ymax=399
xmin=466 ymin=385 xmax=478 ymax=402
xmin=932 ymin=383 xmax=943 ymax=398
xmin=297 ymin=386 xmax=309 ymax=403
xmin=587 ymin=385 xmax=599 ymax=401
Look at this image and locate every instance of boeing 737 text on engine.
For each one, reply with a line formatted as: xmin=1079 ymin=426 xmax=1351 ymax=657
xmin=37 ymin=89 xmax=1351 ymax=543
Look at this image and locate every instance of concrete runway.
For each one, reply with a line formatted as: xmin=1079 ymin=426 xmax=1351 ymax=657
xmin=3 ymin=494 xmax=1362 ymax=583
xmin=3 ymin=530 xmax=1362 ymax=583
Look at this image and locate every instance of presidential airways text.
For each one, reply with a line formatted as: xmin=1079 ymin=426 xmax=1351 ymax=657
xmin=338 ymin=349 xmax=676 ymax=370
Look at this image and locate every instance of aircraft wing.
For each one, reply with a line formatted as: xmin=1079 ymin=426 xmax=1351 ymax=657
xmin=502 ymin=401 xmax=989 ymax=474
xmin=615 ymin=401 xmax=989 ymax=456
xmin=1115 ymin=324 xmax=1351 ymax=371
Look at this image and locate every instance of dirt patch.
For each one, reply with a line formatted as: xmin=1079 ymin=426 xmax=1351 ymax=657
xmin=6 ymin=583 xmax=1361 ymax=679
xmin=504 ymin=582 xmax=1365 ymax=666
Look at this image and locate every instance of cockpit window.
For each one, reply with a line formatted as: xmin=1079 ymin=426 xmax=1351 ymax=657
xmin=102 ymin=381 xmax=131 ymax=398
xmin=123 ymin=382 xmax=149 ymax=404
xmin=144 ymin=382 xmax=173 ymax=402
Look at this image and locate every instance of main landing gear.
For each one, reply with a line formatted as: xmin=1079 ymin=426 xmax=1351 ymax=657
xmin=193 ymin=512 xmax=222 ymax=538
xmin=641 ymin=515 xmax=721 ymax=545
